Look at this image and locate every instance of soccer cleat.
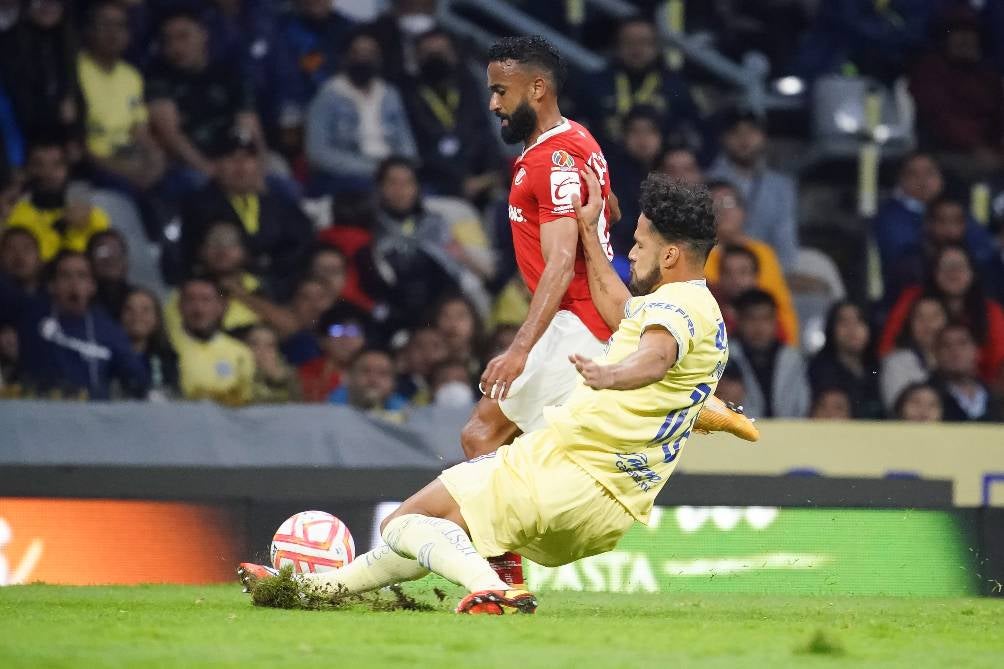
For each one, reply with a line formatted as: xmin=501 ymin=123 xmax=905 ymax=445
xmin=455 ymin=589 xmax=538 ymax=615
xmin=237 ymin=562 xmax=278 ymax=593
xmin=693 ymin=394 xmax=760 ymax=442
xmin=488 ymin=552 xmax=525 ymax=588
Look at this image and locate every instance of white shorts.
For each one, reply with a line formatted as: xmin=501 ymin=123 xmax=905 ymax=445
xmin=498 ymin=310 xmax=606 ymax=433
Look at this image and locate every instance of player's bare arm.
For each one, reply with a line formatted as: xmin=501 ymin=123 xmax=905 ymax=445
xmin=480 ymin=217 xmax=577 ymax=401
xmin=571 ymin=169 xmax=631 ymax=329
xmin=569 ymin=327 xmax=678 ymax=390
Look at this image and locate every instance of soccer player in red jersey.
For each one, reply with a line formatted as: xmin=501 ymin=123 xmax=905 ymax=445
xmin=457 ymin=36 xmax=617 ymax=587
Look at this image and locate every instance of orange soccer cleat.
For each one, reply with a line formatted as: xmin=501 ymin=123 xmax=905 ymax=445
xmin=455 ymin=589 xmax=538 ymax=615
xmin=237 ymin=562 xmax=278 ymax=593
xmin=693 ymin=394 xmax=760 ymax=442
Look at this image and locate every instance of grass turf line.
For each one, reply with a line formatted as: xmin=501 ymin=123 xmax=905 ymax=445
xmin=1 ymin=582 xmax=1002 ymax=669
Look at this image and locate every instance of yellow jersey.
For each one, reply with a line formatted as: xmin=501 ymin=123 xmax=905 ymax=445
xmin=163 ymin=273 xmax=262 ymax=349
xmin=4 ymin=198 xmax=110 ymax=261
xmin=543 ymin=279 xmax=728 ymax=521
xmin=78 ymin=53 xmax=149 ymax=159
xmin=174 ymin=330 xmax=255 ymax=406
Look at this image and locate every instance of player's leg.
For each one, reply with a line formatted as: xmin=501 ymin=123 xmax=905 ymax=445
xmin=459 ymin=397 xmax=520 ymax=459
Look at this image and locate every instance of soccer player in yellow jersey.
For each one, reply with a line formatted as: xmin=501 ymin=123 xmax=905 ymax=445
xmin=240 ymin=170 xmax=726 ymax=615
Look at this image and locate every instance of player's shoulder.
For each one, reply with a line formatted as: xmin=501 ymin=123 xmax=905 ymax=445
xmin=526 ymin=118 xmax=601 ymax=162
xmin=639 ymin=281 xmax=721 ymax=320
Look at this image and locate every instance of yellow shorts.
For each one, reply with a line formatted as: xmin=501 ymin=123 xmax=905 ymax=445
xmin=438 ymin=428 xmax=635 ymax=567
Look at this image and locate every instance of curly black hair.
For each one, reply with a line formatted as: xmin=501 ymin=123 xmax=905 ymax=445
xmin=639 ymin=173 xmax=717 ymax=260
xmin=487 ymin=36 xmax=567 ymax=92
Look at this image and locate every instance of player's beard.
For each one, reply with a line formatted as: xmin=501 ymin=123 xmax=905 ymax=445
xmin=629 ymin=261 xmax=661 ymax=296
xmin=498 ymin=100 xmax=537 ymax=145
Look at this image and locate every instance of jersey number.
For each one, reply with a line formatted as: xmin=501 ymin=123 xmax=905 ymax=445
xmin=652 ymin=383 xmax=711 ymax=463
xmin=587 ymin=152 xmax=613 ymax=260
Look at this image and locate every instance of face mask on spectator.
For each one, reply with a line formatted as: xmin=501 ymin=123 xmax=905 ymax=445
xmin=434 ymin=380 xmax=474 ymax=408
xmin=420 ymin=55 xmax=454 ymax=84
xmin=347 ymin=60 xmax=378 ymax=87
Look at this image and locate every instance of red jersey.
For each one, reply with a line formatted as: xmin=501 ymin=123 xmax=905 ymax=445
xmin=508 ymin=118 xmax=614 ymax=340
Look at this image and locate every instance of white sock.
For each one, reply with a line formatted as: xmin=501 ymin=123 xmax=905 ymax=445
xmin=382 ymin=514 xmax=507 ymax=592
xmin=298 ymin=544 xmax=429 ymax=595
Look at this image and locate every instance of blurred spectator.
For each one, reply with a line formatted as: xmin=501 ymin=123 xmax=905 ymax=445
xmin=727 ymin=289 xmax=809 ymax=418
xmin=165 ymin=221 xmax=301 ymax=351
xmin=0 ymin=79 xmax=24 ymax=175
xmin=304 ymin=30 xmax=417 ymax=194
xmin=0 ymin=322 xmax=18 ymax=395
xmin=147 ymin=10 xmax=261 ymax=189
xmin=713 ymin=245 xmax=758 ymax=334
xmin=246 ymin=323 xmax=301 ymax=403
xmin=86 ymin=229 xmax=132 ymax=318
xmin=119 ymin=287 xmax=179 ymax=400
xmin=77 ymin=1 xmax=165 ymax=194
xmin=403 ymin=28 xmax=501 ymax=201
xmin=299 ymin=303 xmax=368 ymax=403
xmin=315 ymin=197 xmax=379 ymax=312
xmin=4 ymin=142 xmax=109 ymax=261
xmin=485 ymin=323 xmax=519 ymax=361
xmin=434 ymin=293 xmax=483 ymax=376
xmin=885 ymin=196 xmax=973 ymax=293
xmin=365 ymin=0 xmax=439 ymax=86
xmin=607 ymin=106 xmax=664 ymax=260
xmin=0 ymin=167 xmax=20 ymax=221
xmin=199 ymin=0 xmax=285 ymax=138
xmin=177 ymin=130 xmax=313 ymax=293
xmin=893 ymin=381 xmax=944 ymax=422
xmin=706 ymin=110 xmax=799 ymax=269
xmin=705 ymin=181 xmax=799 ymax=345
xmin=873 ymin=153 xmax=994 ymax=298
xmin=174 ymin=277 xmax=254 ymax=405
xmin=792 ymin=0 xmax=934 ymax=84
xmin=909 ymin=8 xmax=1003 ymax=158
xmin=657 ymin=144 xmax=703 ymax=186
xmin=0 ymin=250 xmax=148 ymax=399
xmin=929 ymin=323 xmax=1001 ymax=421
xmin=330 ymin=347 xmax=408 ymax=421
xmin=429 ymin=358 xmax=475 ymax=409
xmin=280 ymin=275 xmax=333 ymax=365
xmin=807 ymin=301 xmax=883 ymax=419
xmin=879 ymin=244 xmax=1004 ymax=384
xmin=809 ymin=387 xmax=853 ymax=420
xmin=715 ymin=360 xmax=746 ymax=408
xmin=581 ymin=17 xmax=699 ymax=145
xmin=0 ymin=0 xmax=82 ymax=142
xmin=359 ymin=158 xmax=471 ymax=327
xmin=698 ymin=0 xmax=811 ymax=78
xmin=276 ymin=0 xmax=356 ymax=151
xmin=394 ymin=324 xmax=448 ymax=405
xmin=0 ymin=227 xmax=42 ymax=295
xmin=879 ymin=296 xmax=948 ymax=411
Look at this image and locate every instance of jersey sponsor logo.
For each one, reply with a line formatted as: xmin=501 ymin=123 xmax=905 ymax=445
xmin=551 ymin=149 xmax=575 ymax=168
xmin=514 ymin=166 xmax=527 ymax=185
xmin=550 ymin=171 xmax=580 ymax=207
xmin=215 ymin=360 xmax=234 ymax=378
xmin=508 ymin=203 xmax=525 ymax=223
xmin=645 ymin=302 xmax=696 ymax=335
xmin=615 ymin=452 xmax=662 ymax=492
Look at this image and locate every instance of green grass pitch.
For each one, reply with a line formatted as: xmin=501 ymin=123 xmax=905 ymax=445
xmin=1 ymin=581 xmax=1002 ymax=669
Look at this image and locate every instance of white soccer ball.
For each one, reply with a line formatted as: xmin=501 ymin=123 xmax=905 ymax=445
xmin=270 ymin=510 xmax=356 ymax=574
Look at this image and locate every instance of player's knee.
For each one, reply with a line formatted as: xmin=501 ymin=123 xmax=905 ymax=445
xmin=460 ymin=419 xmax=495 ymax=459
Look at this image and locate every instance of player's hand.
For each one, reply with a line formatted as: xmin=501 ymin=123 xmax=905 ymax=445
xmin=479 ymin=347 xmax=529 ymax=401
xmin=569 ymin=353 xmax=614 ymax=390
xmin=570 ymin=169 xmax=602 ymax=236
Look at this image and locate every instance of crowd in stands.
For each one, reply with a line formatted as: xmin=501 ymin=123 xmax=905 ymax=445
xmin=0 ymin=0 xmax=1002 ymax=425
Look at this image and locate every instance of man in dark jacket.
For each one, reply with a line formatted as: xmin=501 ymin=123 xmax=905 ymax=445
xmin=176 ymin=131 xmax=313 ymax=296
xmin=0 ymin=250 xmax=148 ymax=399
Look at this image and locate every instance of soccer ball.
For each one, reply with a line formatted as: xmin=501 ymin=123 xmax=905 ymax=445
xmin=270 ymin=510 xmax=356 ymax=574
